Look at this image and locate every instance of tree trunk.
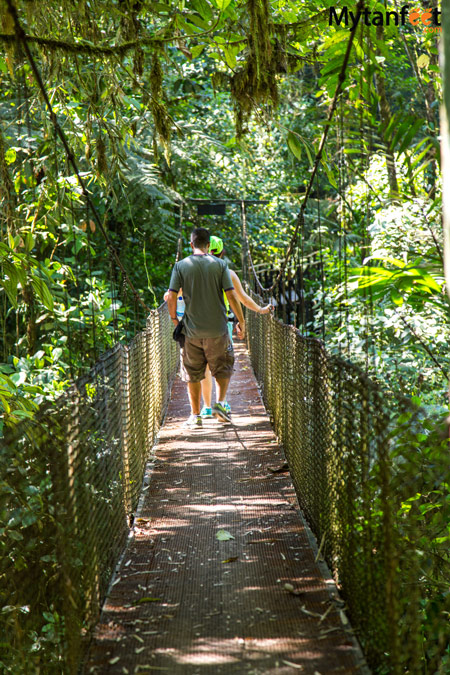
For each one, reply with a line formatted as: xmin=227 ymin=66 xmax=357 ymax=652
xmin=442 ymin=0 xmax=450 ymax=301
xmin=22 ymin=284 xmax=37 ymax=356
xmin=374 ymin=25 xmax=399 ymax=198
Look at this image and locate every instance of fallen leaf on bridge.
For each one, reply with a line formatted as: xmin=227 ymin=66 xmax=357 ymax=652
xmin=282 ymin=661 xmax=304 ymax=670
xmin=267 ymin=462 xmax=289 ymax=473
xmin=216 ymin=529 xmax=234 ymax=540
xmin=284 ymin=583 xmax=304 ymax=597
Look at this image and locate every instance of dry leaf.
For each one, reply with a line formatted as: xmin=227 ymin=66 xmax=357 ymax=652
xmin=319 ymin=605 xmax=332 ymax=623
xmin=221 ymin=556 xmax=238 ymax=563
xmin=284 ymin=582 xmax=304 ymax=597
xmin=282 ymin=661 xmax=303 ymax=670
xmin=267 ymin=462 xmax=289 ymax=473
xmin=340 ymin=610 xmax=348 ymax=625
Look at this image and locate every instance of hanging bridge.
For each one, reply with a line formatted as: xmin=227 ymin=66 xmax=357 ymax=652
xmin=2 ymin=6 xmax=450 ymax=673
xmin=2 ymin=295 xmax=449 ymax=674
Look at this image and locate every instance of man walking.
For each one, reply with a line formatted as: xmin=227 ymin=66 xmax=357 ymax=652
xmin=167 ymin=227 xmax=245 ymax=428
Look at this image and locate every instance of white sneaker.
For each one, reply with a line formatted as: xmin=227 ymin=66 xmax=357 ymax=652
xmin=184 ymin=414 xmax=203 ymax=428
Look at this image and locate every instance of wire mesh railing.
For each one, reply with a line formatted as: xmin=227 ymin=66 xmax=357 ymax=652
xmin=246 ymin=304 xmax=450 ymax=674
xmin=0 ymin=304 xmax=178 ymax=674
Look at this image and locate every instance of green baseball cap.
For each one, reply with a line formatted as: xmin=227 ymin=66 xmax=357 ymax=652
xmin=209 ymin=235 xmax=224 ymax=254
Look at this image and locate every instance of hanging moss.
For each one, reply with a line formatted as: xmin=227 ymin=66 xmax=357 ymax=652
xmin=0 ymin=128 xmax=17 ymax=235
xmin=118 ymin=0 xmax=143 ymax=68
xmin=149 ymin=49 xmax=171 ymax=149
xmin=150 ymin=49 xmax=163 ymax=100
xmin=230 ymin=0 xmax=279 ymax=136
xmin=1 ymin=0 xmax=17 ymax=79
xmin=211 ymin=71 xmax=230 ymax=94
xmin=96 ymin=133 xmax=108 ymax=176
xmin=134 ymin=45 xmax=144 ymax=78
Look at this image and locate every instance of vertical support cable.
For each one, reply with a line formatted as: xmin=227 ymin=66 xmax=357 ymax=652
xmin=316 ymin=175 xmax=326 ymax=343
xmin=240 ymin=200 xmax=248 ymax=282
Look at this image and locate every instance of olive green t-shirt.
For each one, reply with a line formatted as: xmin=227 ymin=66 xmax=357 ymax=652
xmin=169 ymin=254 xmax=234 ymax=338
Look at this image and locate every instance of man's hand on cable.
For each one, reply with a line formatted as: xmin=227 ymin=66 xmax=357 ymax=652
xmin=260 ymin=304 xmax=273 ymax=314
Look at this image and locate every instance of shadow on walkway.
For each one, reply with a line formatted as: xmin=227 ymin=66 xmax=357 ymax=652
xmin=84 ymin=343 xmax=368 ymax=674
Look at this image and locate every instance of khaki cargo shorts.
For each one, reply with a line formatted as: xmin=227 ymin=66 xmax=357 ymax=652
xmin=180 ymin=334 xmax=234 ymax=383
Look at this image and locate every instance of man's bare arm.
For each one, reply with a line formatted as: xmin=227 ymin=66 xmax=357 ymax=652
xmin=167 ymin=289 xmax=179 ymax=325
xmin=225 ymin=288 xmax=245 ymax=339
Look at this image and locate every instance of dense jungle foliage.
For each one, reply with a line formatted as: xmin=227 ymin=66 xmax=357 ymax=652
xmin=0 ymin=0 xmax=446 ymax=416
xmin=1 ymin=0 xmax=449 ymax=672
xmin=0 ymin=0 xmax=446 ymax=423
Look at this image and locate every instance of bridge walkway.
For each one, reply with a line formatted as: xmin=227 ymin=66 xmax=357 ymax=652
xmin=83 ymin=343 xmax=367 ymax=675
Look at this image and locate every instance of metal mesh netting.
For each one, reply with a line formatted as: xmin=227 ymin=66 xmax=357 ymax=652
xmin=0 ymin=305 xmax=178 ymax=674
xmin=246 ymin=306 xmax=450 ymax=674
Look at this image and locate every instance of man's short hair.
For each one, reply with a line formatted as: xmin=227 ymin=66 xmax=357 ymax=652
xmin=191 ymin=227 xmax=210 ymax=250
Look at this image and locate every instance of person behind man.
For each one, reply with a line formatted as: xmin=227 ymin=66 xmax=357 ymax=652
xmin=167 ymin=227 xmax=245 ymax=428
xmin=200 ymin=235 xmax=272 ymax=417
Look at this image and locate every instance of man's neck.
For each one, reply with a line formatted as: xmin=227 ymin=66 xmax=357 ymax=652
xmin=191 ymin=247 xmax=208 ymax=255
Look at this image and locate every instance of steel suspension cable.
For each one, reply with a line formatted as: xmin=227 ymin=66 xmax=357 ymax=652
xmin=339 ymin=97 xmax=351 ymax=356
xmin=337 ymin=96 xmax=344 ymax=355
xmin=54 ymin=128 xmax=75 ymax=379
xmin=316 ymin=174 xmax=326 ymax=342
xmin=243 ymin=0 xmax=365 ymax=295
xmin=175 ymin=203 xmax=184 ymax=264
xmin=85 ymin=201 xmax=98 ymax=365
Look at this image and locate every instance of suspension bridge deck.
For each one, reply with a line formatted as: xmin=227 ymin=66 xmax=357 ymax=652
xmin=83 ymin=342 xmax=366 ymax=675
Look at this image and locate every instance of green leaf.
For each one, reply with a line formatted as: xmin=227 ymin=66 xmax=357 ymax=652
xmin=287 ymin=132 xmax=302 ymax=161
xmin=10 ymin=372 xmax=26 ymax=386
xmin=322 ymin=160 xmax=337 ymax=189
xmin=410 ymin=144 xmax=433 ymax=171
xmin=191 ymin=0 xmax=213 ymax=20
xmin=416 ymin=53 xmax=430 ymax=69
xmin=52 ymin=347 xmax=63 ymax=361
xmin=31 ymin=278 xmax=54 ymax=311
xmin=24 ymin=232 xmax=35 ymax=253
xmin=5 ymin=148 xmax=16 ymax=165
xmin=223 ymin=46 xmax=236 ymax=69
xmin=149 ymin=2 xmax=171 ymax=12
xmin=191 ymin=44 xmax=205 ymax=59
xmin=216 ymin=529 xmax=234 ymax=540
xmin=390 ymin=289 xmax=404 ymax=306
xmin=214 ymin=0 xmax=232 ymax=10
xmin=396 ymin=119 xmax=425 ymax=155
xmin=1 ymin=279 xmax=19 ymax=308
